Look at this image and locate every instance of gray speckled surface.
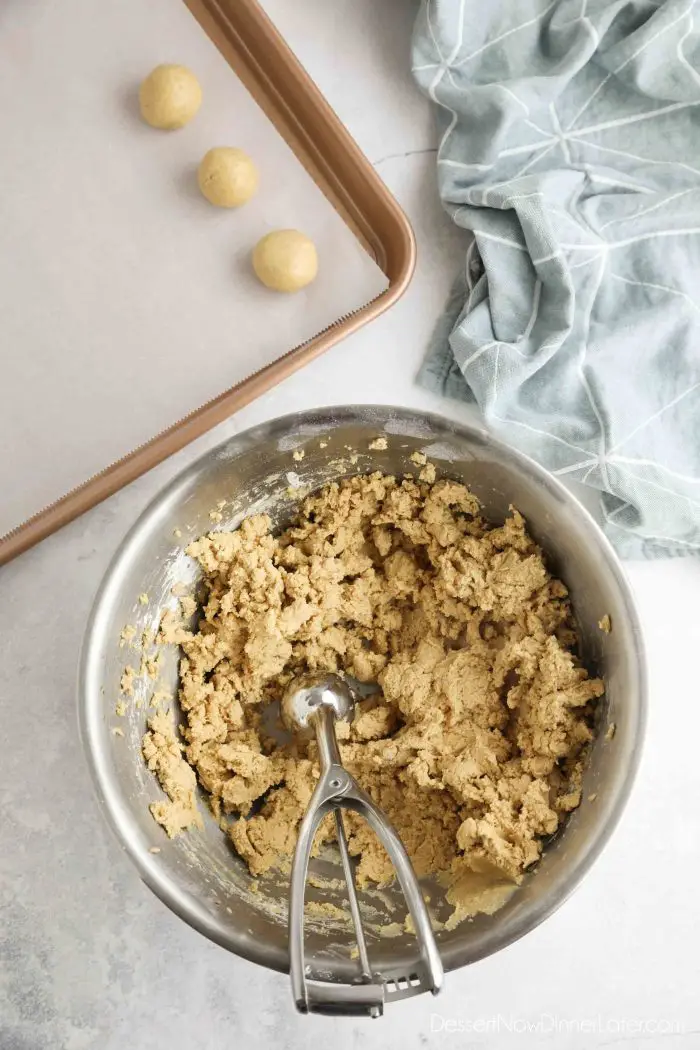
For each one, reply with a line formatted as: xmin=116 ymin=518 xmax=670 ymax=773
xmin=3 ymin=1 xmax=700 ymax=1047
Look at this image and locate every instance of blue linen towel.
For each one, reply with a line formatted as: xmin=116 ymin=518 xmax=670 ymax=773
xmin=412 ymin=0 xmax=700 ymax=557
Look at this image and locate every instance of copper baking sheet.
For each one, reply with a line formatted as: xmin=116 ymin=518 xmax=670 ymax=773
xmin=0 ymin=0 xmax=415 ymax=567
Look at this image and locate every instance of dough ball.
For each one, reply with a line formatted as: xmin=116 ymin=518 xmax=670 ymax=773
xmin=139 ymin=64 xmax=202 ymax=130
xmin=197 ymin=147 xmax=258 ymax=208
xmin=252 ymin=229 xmax=318 ymax=292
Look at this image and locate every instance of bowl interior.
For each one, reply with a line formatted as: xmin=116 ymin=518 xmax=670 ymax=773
xmin=80 ymin=406 xmax=645 ymax=982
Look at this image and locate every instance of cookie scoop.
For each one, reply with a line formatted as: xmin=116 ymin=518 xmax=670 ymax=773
xmin=282 ymin=671 xmax=443 ymax=1017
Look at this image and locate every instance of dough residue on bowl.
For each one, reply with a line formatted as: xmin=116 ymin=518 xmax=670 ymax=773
xmin=142 ymin=472 xmax=603 ymax=912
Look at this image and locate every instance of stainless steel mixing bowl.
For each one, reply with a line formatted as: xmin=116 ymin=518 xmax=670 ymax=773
xmin=79 ymin=405 xmax=646 ymax=1000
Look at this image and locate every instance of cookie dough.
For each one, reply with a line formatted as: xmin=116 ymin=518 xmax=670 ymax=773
xmin=144 ymin=473 xmax=603 ymax=901
xmin=143 ymin=710 xmax=203 ymax=836
xmin=197 ymin=147 xmax=258 ymax=208
xmin=252 ymin=229 xmax=318 ymax=292
xmin=139 ymin=64 xmax=202 ymax=130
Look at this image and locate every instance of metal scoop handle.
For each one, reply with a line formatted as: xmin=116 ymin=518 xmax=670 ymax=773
xmin=288 ymin=703 xmax=443 ymax=1017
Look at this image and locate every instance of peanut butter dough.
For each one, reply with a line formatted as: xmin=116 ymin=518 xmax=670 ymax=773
xmin=252 ymin=230 xmax=318 ymax=292
xmin=139 ymin=65 xmax=202 ymax=130
xmin=143 ymin=473 xmax=603 ymax=903
xmin=197 ymin=147 xmax=259 ymax=208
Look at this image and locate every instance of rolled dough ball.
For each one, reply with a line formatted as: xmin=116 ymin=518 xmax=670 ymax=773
xmin=197 ymin=148 xmax=258 ymax=208
xmin=139 ymin=64 xmax=202 ymax=130
xmin=252 ymin=230 xmax=318 ymax=292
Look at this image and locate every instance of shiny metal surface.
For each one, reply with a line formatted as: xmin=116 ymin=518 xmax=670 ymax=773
xmin=79 ymin=405 xmax=647 ymax=989
xmin=284 ymin=672 xmax=443 ymax=1015
xmin=281 ymin=671 xmax=356 ymax=731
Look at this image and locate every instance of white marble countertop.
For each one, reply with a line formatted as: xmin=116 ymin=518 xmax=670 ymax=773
xmin=2 ymin=1 xmax=700 ymax=1047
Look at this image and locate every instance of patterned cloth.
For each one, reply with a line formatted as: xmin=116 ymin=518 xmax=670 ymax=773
xmin=412 ymin=0 xmax=700 ymax=557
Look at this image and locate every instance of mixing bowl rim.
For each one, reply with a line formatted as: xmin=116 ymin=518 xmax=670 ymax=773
xmin=78 ymin=403 xmax=647 ymax=977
